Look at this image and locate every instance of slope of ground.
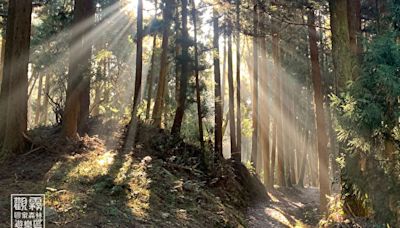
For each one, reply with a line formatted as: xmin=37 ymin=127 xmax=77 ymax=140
xmin=0 ymin=119 xmax=267 ymax=227
xmin=247 ymin=187 xmax=321 ymax=228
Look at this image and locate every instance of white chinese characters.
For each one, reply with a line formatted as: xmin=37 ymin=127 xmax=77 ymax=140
xmin=11 ymin=194 xmax=45 ymax=228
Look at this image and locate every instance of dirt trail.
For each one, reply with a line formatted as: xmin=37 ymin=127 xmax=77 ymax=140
xmin=247 ymin=187 xmax=321 ymax=228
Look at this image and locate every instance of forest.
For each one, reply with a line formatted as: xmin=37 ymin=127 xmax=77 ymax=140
xmin=0 ymin=0 xmax=400 ymax=227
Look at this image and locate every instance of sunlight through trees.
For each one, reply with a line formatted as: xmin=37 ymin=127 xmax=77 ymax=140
xmin=1 ymin=0 xmax=400 ymax=226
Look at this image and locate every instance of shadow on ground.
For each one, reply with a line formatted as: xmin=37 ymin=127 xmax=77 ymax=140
xmin=247 ymin=186 xmax=321 ymax=228
xmin=0 ymin=119 xmax=268 ymax=227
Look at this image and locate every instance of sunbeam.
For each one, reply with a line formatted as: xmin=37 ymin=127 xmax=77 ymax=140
xmin=0 ymin=0 xmax=395 ymax=226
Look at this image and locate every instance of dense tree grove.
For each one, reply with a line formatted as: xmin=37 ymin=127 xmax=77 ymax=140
xmin=1 ymin=0 xmax=400 ymax=226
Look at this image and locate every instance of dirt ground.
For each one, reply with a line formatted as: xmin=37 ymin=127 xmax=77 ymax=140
xmin=247 ymin=187 xmax=321 ymax=228
xmin=0 ymin=120 xmax=266 ymax=227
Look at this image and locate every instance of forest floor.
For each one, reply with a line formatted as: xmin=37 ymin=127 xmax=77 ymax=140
xmin=0 ymin=118 xmax=268 ymax=227
xmin=0 ymin=117 xmax=323 ymax=228
xmin=247 ymin=187 xmax=321 ymax=227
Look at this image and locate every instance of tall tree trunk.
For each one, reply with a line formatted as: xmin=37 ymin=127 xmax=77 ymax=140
xmin=227 ymin=20 xmax=237 ymax=156
xmin=0 ymin=0 xmax=32 ymax=155
xmin=171 ymin=0 xmax=190 ymax=135
xmin=308 ymin=9 xmax=330 ymax=212
xmin=92 ymin=65 xmax=102 ymax=116
xmin=27 ymin=71 xmax=39 ymax=99
xmin=297 ymin=90 xmax=308 ymax=186
xmin=234 ymin=0 xmax=242 ymax=161
xmin=310 ymin=134 xmax=319 ymax=187
xmin=123 ymin=0 xmax=144 ymax=150
xmin=222 ymin=36 xmax=226 ymax=114
xmin=174 ymin=55 xmax=180 ymax=104
xmin=191 ymin=0 xmax=204 ymax=149
xmin=329 ymin=0 xmax=352 ymax=90
xmin=0 ymin=38 xmax=5 ymax=90
xmin=133 ymin=0 xmax=143 ymax=110
xmin=347 ymin=0 xmax=361 ymax=53
xmin=145 ymin=35 xmax=157 ymax=120
xmin=63 ymin=0 xmax=95 ymax=138
xmin=152 ymin=0 xmax=174 ymax=127
xmin=35 ymin=72 xmax=43 ymax=125
xmin=92 ymin=84 xmax=101 ymax=116
xmin=213 ymin=8 xmax=223 ymax=157
xmin=295 ymin=120 xmax=302 ymax=182
xmin=270 ymin=121 xmax=277 ymax=187
xmin=272 ymin=32 xmax=285 ymax=187
xmin=298 ymin=130 xmax=309 ymax=188
xmin=283 ymin=74 xmax=293 ymax=188
xmin=174 ymin=7 xmax=181 ymax=104
xmin=250 ymin=2 xmax=259 ymax=168
xmin=260 ymin=37 xmax=270 ymax=188
xmin=347 ymin=0 xmax=361 ymax=80
xmin=78 ymin=0 xmax=96 ymax=135
xmin=375 ymin=0 xmax=388 ymax=33
xmin=330 ymin=0 xmax=366 ymax=216
xmin=79 ymin=72 xmax=90 ymax=134
xmin=318 ymin=9 xmax=340 ymax=192
xmin=42 ymin=74 xmax=50 ymax=124
xmin=327 ymin=104 xmax=339 ymax=186
xmin=162 ymin=75 xmax=169 ymax=127
xmin=289 ymin=84 xmax=297 ymax=185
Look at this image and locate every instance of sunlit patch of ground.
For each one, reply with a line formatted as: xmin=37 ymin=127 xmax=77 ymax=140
xmin=268 ymin=191 xmax=281 ymax=203
xmin=63 ymin=150 xmax=114 ymax=182
xmin=264 ymin=207 xmax=293 ymax=226
xmin=247 ymin=187 xmax=321 ymax=228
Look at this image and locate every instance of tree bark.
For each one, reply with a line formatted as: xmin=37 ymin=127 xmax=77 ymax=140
xmin=250 ymin=2 xmax=259 ymax=168
xmin=145 ymin=35 xmax=157 ymax=120
xmin=272 ymin=31 xmax=285 ymax=187
xmin=329 ymin=0 xmax=352 ymax=90
xmin=270 ymin=121 xmax=277 ymax=188
xmin=162 ymin=80 xmax=169 ymax=127
xmin=35 ymin=71 xmax=43 ymax=125
xmin=330 ymin=0 xmax=366 ymax=216
xmin=42 ymin=74 xmax=50 ymax=124
xmin=213 ymin=8 xmax=223 ymax=157
xmin=347 ymin=0 xmax=361 ymax=80
xmin=289 ymin=83 xmax=297 ymax=185
xmin=191 ymin=0 xmax=204 ymax=149
xmin=152 ymin=0 xmax=174 ymax=128
xmin=79 ymin=71 xmax=90 ymax=134
xmin=308 ymin=9 xmax=330 ymax=212
xmin=133 ymin=0 xmax=143 ymax=110
xmin=78 ymin=0 xmax=95 ymax=135
xmin=227 ymin=20 xmax=237 ymax=156
xmin=260 ymin=37 xmax=270 ymax=188
xmin=123 ymin=0 xmax=144 ymax=150
xmin=171 ymin=0 xmax=190 ymax=135
xmin=282 ymin=74 xmax=293 ymax=188
xmin=92 ymin=65 xmax=102 ymax=116
xmin=375 ymin=0 xmax=388 ymax=33
xmin=174 ymin=7 xmax=181 ymax=104
xmin=222 ymin=35 xmax=226 ymax=112
xmin=63 ymin=0 xmax=95 ymax=138
xmin=234 ymin=0 xmax=242 ymax=161
xmin=298 ymin=130 xmax=309 ymax=188
xmin=347 ymin=0 xmax=361 ymax=53
xmin=0 ymin=38 xmax=5 ymax=91
xmin=0 ymin=0 xmax=32 ymax=155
